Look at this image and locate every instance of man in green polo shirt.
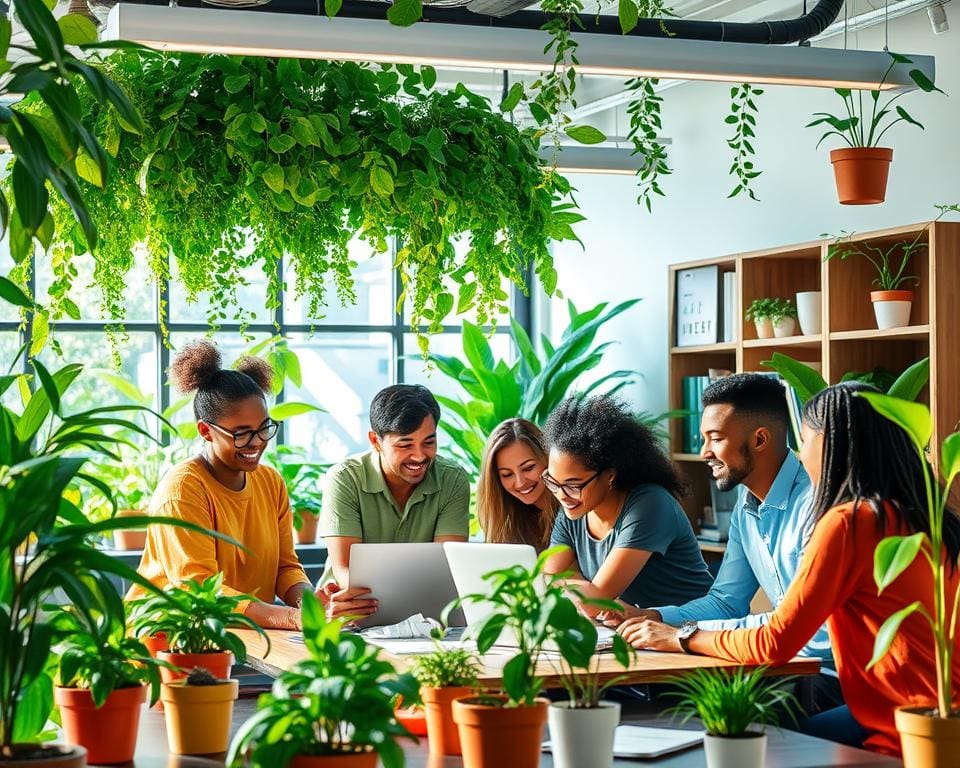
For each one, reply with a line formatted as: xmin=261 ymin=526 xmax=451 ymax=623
xmin=319 ymin=384 xmax=470 ymax=619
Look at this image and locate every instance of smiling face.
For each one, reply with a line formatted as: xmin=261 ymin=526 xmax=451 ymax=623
xmin=495 ymin=439 xmax=548 ymax=508
xmin=199 ymin=394 xmax=272 ymax=472
xmin=370 ymin=415 xmax=438 ymax=487
xmin=545 ymin=449 xmax=613 ymax=521
xmin=700 ymin=403 xmax=755 ymax=492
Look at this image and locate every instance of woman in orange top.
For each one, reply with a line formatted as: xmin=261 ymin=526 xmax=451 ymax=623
xmin=129 ymin=340 xmax=376 ymax=629
xmin=615 ymin=382 xmax=960 ymax=755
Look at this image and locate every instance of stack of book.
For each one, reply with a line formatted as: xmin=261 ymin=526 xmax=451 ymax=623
xmin=681 ymin=368 xmax=732 ymax=453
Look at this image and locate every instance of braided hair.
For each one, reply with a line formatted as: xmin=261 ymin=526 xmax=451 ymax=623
xmin=543 ymin=395 xmax=686 ymax=500
xmin=169 ymin=339 xmax=273 ymax=422
xmin=803 ymin=381 xmax=960 ymax=564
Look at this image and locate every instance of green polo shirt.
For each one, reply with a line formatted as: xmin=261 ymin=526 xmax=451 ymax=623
xmin=319 ymin=451 xmax=470 ymax=542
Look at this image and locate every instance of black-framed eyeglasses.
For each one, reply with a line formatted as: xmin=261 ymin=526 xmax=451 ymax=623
xmin=541 ymin=470 xmax=602 ymax=500
xmin=205 ymin=420 xmax=281 ymax=448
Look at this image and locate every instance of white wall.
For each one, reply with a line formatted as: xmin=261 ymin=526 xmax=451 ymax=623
xmin=547 ymin=10 xmax=960 ymax=415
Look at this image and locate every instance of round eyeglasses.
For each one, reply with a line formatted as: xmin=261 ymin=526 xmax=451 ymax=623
xmin=541 ymin=470 xmax=601 ymax=500
xmin=205 ymin=419 xmax=281 ymax=448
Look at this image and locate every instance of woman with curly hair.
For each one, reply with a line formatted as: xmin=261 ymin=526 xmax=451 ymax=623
xmin=128 ymin=339 xmax=375 ymax=629
xmin=477 ymin=418 xmax=558 ymax=551
xmin=543 ymin=395 xmax=713 ymax=613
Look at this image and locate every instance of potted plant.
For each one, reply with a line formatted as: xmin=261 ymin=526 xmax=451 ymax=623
xmin=744 ymin=298 xmax=778 ymax=339
xmin=860 ymin=393 xmax=960 ymax=766
xmin=409 ymin=641 xmax=481 ymax=756
xmin=806 ymin=53 xmax=942 ymax=204
xmin=769 ymin=298 xmax=798 ymax=338
xmin=128 ymin=572 xmax=269 ymax=683
xmin=51 ymin=604 xmax=168 ymax=765
xmin=446 ymin=546 xmax=615 ymax=768
xmin=664 ymin=666 xmax=800 ymax=768
xmin=265 ymin=446 xmax=328 ymax=545
xmin=227 ymin=591 xmax=419 ymax=768
xmin=162 ymin=667 xmax=240 ymax=755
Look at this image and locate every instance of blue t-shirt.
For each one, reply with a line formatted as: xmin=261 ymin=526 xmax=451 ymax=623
xmin=551 ymin=483 xmax=714 ymax=608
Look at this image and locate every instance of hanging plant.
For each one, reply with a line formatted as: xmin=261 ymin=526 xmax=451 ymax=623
xmin=33 ymin=52 xmax=577 ymax=349
xmin=725 ymin=82 xmax=763 ymax=201
xmin=626 ymin=76 xmax=672 ymax=212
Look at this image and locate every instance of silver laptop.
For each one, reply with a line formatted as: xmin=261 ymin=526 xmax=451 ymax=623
xmin=347 ymin=542 xmax=465 ymax=628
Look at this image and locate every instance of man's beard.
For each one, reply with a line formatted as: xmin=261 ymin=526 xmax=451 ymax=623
xmin=714 ymin=445 xmax=753 ymax=491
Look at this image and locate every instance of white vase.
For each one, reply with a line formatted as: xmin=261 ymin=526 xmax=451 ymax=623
xmin=547 ymin=700 xmax=621 ymax=768
xmin=754 ymin=318 xmax=773 ymax=339
xmin=703 ymin=732 xmax=767 ymax=768
xmin=871 ymin=290 xmax=914 ymax=330
xmin=772 ymin=317 xmax=796 ymax=337
xmin=795 ymin=291 xmax=822 ymax=335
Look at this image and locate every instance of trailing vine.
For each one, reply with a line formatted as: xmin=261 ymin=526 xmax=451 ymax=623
xmin=725 ymin=83 xmax=763 ymax=201
xmin=30 ymin=52 xmax=576 ymax=348
xmin=626 ymin=76 xmax=672 ymax=212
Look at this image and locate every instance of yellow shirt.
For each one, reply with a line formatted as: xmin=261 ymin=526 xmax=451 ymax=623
xmin=127 ymin=458 xmax=310 ymax=609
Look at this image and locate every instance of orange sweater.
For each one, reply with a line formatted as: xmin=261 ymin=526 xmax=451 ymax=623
xmin=704 ymin=501 xmax=960 ymax=756
xmin=127 ymin=458 xmax=310 ymax=610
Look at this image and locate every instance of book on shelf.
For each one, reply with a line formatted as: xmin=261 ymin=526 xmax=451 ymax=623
xmin=721 ymin=271 xmax=736 ymax=343
xmin=681 ymin=369 xmax=732 ymax=453
xmin=676 ymin=265 xmax=721 ymax=347
xmin=746 ymin=371 xmax=804 ymax=450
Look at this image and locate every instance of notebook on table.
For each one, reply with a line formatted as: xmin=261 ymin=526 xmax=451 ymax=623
xmin=542 ymin=725 xmax=704 ymax=759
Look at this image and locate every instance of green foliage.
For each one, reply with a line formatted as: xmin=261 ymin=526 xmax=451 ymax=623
xmin=36 ymin=51 xmax=575 ymax=348
xmin=428 ymin=299 xmax=641 ymax=476
xmin=409 ymin=643 xmax=480 ymax=689
xmin=806 ymin=52 xmax=943 ymax=149
xmin=264 ymin=446 xmax=330 ymax=529
xmin=227 ymin=591 xmax=419 ymax=768
xmin=128 ymin=573 xmax=267 ymax=661
xmin=860 ymin=393 xmax=960 ymax=718
xmin=664 ymin=667 xmax=800 ymax=736
xmin=50 ymin=601 xmax=168 ymax=707
xmin=744 ymin=297 xmax=795 ymax=323
xmin=726 ymin=84 xmax=763 ymax=201
xmin=445 ymin=545 xmax=623 ymax=707
xmin=826 ymin=231 xmax=926 ymax=292
xmin=626 ymin=76 xmax=671 ymax=212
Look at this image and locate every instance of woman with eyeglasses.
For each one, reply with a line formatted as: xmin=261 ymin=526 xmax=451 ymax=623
xmin=129 ymin=340 xmax=375 ymax=629
xmin=476 ymin=418 xmax=559 ymax=551
xmin=543 ymin=395 xmax=713 ymax=615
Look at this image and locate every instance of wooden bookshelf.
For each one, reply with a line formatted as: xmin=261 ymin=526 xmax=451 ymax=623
xmin=668 ymin=220 xmax=960 ymax=530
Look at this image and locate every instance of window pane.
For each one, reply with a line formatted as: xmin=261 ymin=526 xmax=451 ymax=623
xmin=169 ymin=259 xmax=274 ymax=325
xmin=33 ymin=250 xmax=158 ymax=324
xmin=283 ymin=241 xmax=393 ymax=326
xmin=283 ymin=332 xmax=393 ymax=462
xmin=0 ymin=332 xmax=22 ymax=409
xmin=403 ymin=331 xmax=513 ymax=402
xmin=0 ymin=238 xmax=20 ymax=323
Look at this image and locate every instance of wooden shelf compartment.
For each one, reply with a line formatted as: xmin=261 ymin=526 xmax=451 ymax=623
xmin=829 ymin=325 xmax=930 ymax=342
xmin=828 ymin=337 xmax=931 ymax=405
xmin=741 ymin=253 xmax=823 ymax=343
xmin=668 ymin=351 xmax=739 ymax=452
xmin=742 ymin=335 xmax=822 ymax=349
xmin=671 ymin=342 xmax=738 ymax=354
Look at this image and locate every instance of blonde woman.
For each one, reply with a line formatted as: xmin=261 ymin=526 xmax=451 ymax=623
xmin=476 ymin=418 xmax=559 ymax=551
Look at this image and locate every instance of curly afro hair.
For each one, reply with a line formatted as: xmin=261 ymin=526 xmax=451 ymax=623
xmin=169 ymin=339 xmax=273 ymax=422
xmin=543 ymin=395 xmax=685 ymax=499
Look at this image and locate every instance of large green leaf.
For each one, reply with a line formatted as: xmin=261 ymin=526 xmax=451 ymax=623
xmin=873 ymin=533 xmax=925 ymax=593
xmin=868 ymin=601 xmax=925 ymax=669
xmin=941 ymin=432 xmax=960 ymax=489
xmin=761 ymin=352 xmax=827 ymax=404
xmin=887 ymin=357 xmax=930 ymax=401
xmin=858 ymin=392 xmax=932 ymax=452
xmin=269 ymin=401 xmax=324 ymax=420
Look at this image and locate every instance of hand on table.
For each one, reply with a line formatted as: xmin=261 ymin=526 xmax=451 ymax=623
xmin=315 ymin=582 xmax=378 ymax=621
xmin=615 ymin=617 xmax=682 ymax=653
xmin=597 ymin=605 xmax=661 ymax=627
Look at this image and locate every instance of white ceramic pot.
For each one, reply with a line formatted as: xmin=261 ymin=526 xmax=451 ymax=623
xmin=871 ymin=290 xmax=913 ymax=330
xmin=754 ymin=318 xmax=773 ymax=339
xmin=703 ymin=732 xmax=766 ymax=768
xmin=772 ymin=317 xmax=796 ymax=337
xmin=547 ymin=700 xmax=621 ymax=768
xmin=795 ymin=291 xmax=822 ymax=335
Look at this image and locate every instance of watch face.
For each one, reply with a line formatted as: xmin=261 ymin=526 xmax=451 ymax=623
xmin=678 ymin=622 xmax=698 ymax=640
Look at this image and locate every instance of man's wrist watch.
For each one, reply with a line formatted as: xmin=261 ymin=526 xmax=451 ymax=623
xmin=677 ymin=621 xmax=700 ymax=654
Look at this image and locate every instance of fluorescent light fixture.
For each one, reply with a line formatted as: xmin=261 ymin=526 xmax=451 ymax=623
xmin=538 ymin=137 xmax=670 ymax=175
xmin=104 ymin=4 xmax=935 ymax=91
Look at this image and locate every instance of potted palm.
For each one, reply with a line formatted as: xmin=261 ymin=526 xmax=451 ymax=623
xmin=162 ymin=667 xmax=240 ymax=755
xmin=806 ymin=52 xmax=942 ymax=204
xmin=860 ymin=393 xmax=960 ymax=766
xmin=227 ymin=591 xmax=419 ymax=768
xmin=51 ymin=604 xmax=167 ymax=765
xmin=665 ymin=667 xmax=800 ymax=768
xmin=409 ymin=641 xmax=481 ymax=756
xmin=265 ymin=446 xmax=328 ymax=545
xmin=128 ymin=572 xmax=268 ymax=682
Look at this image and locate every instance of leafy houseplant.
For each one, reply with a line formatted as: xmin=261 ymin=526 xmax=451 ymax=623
xmin=745 ymin=298 xmax=795 ymax=339
xmin=665 ymin=667 xmax=800 ymax=768
xmin=806 ymin=53 xmax=943 ymax=204
xmin=227 ymin=591 xmax=419 ymax=768
xmin=410 ymin=643 xmax=481 ymax=756
xmin=128 ymin=573 xmax=268 ymax=682
xmin=860 ymin=393 xmax=960 ymax=766
xmin=51 ymin=604 xmax=167 ymax=764
xmin=162 ymin=667 xmax=240 ymax=755
xmin=265 ymin=446 xmax=329 ymax=544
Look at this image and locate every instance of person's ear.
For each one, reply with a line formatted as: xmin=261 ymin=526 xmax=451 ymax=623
xmin=607 ymin=469 xmax=616 ymax=489
xmin=753 ymin=427 xmax=771 ymax=451
xmin=197 ymin=421 xmax=213 ymax=442
xmin=368 ymin=430 xmax=381 ymax=452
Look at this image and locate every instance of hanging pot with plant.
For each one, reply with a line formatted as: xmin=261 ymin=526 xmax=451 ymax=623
xmin=806 ymin=52 xmax=942 ymax=205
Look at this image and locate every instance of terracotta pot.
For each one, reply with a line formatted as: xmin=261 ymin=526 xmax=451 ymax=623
xmin=289 ymin=752 xmax=378 ymax=768
xmin=141 ymin=632 xmax=169 ymax=658
xmin=157 ymin=650 xmax=234 ymax=684
xmin=830 ymin=147 xmax=893 ymax=205
xmin=753 ymin=318 xmax=773 ymax=339
xmin=54 ymin=684 xmax=146 ymax=764
xmin=896 ymin=706 xmax=960 ymax=768
xmin=113 ymin=509 xmax=147 ymax=550
xmin=772 ymin=317 xmax=796 ymax=338
xmin=296 ymin=510 xmax=319 ymax=545
xmin=452 ymin=695 xmax=548 ymax=768
xmin=422 ymin=686 xmax=473 ymax=755
xmin=0 ymin=744 xmax=86 ymax=767
xmin=161 ymin=678 xmax=239 ymax=755
xmin=871 ymin=289 xmax=914 ymax=329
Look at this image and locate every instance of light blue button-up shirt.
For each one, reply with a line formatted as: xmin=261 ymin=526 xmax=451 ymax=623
xmin=655 ymin=452 xmax=834 ymax=668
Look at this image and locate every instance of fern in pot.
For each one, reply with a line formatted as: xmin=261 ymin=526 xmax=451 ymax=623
xmin=409 ymin=641 xmax=480 ymax=756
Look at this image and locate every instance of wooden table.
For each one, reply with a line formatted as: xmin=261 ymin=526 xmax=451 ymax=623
xmin=236 ymin=629 xmax=820 ymax=688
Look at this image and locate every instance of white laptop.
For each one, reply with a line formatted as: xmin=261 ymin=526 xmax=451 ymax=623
xmin=347 ymin=542 xmax=465 ymax=628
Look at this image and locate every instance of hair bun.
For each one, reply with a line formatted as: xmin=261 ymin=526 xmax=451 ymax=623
xmin=169 ymin=339 xmax=223 ymax=394
xmin=234 ymin=356 xmax=274 ymax=395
